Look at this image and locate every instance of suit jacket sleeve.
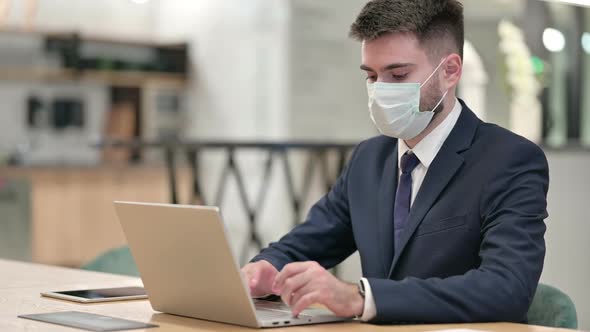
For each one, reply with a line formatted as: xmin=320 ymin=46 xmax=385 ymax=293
xmin=367 ymin=141 xmax=548 ymax=324
xmin=250 ymin=143 xmax=362 ymax=272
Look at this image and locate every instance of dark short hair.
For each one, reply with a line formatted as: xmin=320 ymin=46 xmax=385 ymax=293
xmin=349 ymin=0 xmax=464 ymax=60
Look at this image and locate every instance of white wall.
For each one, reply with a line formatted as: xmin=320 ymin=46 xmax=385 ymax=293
xmin=3 ymin=0 xmax=155 ymax=39
xmin=288 ymin=0 xmax=376 ymax=140
xmin=542 ymin=152 xmax=590 ymax=329
xmin=154 ymin=0 xmax=289 ymax=140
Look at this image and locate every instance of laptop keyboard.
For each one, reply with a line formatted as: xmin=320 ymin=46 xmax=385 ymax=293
xmin=254 ymin=300 xmax=312 ymax=318
xmin=255 ymin=300 xmax=290 ymax=310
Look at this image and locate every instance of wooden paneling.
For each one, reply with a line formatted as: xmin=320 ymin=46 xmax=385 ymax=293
xmin=0 ymin=166 xmax=190 ymax=267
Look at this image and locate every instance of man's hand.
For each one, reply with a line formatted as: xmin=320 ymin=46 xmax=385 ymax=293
xmin=272 ymin=261 xmax=364 ymax=318
xmin=241 ymin=260 xmax=279 ymax=298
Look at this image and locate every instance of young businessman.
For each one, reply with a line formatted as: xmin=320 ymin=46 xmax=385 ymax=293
xmin=242 ymin=0 xmax=549 ymax=324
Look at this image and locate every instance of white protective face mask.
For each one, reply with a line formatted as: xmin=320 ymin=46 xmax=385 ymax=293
xmin=367 ymin=59 xmax=448 ymax=140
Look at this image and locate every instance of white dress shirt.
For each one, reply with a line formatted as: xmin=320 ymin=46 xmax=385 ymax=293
xmin=360 ymin=98 xmax=463 ymax=321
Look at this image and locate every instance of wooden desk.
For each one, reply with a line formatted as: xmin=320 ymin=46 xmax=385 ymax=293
xmin=0 ymin=260 xmax=580 ymax=332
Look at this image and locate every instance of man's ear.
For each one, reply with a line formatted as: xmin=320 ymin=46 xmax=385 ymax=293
xmin=443 ymin=53 xmax=462 ymax=89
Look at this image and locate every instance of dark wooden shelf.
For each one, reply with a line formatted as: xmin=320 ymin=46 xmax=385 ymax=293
xmin=0 ymin=27 xmax=183 ymax=49
xmin=0 ymin=27 xmax=189 ymax=87
xmin=0 ymin=67 xmax=187 ymax=87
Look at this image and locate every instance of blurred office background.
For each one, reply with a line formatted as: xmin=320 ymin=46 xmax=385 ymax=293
xmin=0 ymin=0 xmax=588 ymax=328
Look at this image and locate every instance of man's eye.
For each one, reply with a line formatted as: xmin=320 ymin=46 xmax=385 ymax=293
xmin=392 ymin=74 xmax=408 ymax=81
xmin=366 ymin=76 xmax=377 ymax=83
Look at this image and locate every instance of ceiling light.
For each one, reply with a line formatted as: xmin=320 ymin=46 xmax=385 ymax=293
xmin=582 ymin=32 xmax=590 ymax=54
xmin=543 ymin=28 xmax=566 ymax=52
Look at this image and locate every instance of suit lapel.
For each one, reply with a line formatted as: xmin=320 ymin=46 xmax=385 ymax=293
xmin=376 ymin=140 xmax=398 ymax=277
xmin=387 ymin=102 xmax=481 ymax=278
xmin=387 ymin=147 xmax=464 ymax=277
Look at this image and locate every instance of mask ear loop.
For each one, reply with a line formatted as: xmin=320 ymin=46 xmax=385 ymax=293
xmin=419 ymin=59 xmax=446 ymax=88
xmin=420 ymin=58 xmax=449 ymax=114
xmin=431 ymin=90 xmax=449 ymax=114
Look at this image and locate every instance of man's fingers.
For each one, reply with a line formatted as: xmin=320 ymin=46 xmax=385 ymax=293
xmin=242 ymin=266 xmax=265 ymax=296
xmin=245 ymin=268 xmax=260 ymax=286
xmin=291 ymin=292 xmax=321 ymax=317
xmin=288 ymin=283 xmax=315 ymax=308
xmin=250 ymin=277 xmax=258 ymax=288
xmin=259 ymin=265 xmax=278 ymax=284
xmin=273 ymin=263 xmax=309 ymax=291
xmin=280 ymin=269 xmax=313 ymax=305
xmin=273 ymin=262 xmax=318 ymax=293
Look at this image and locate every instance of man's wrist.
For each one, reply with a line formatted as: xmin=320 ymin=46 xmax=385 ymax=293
xmin=358 ymin=278 xmax=377 ymax=321
xmin=348 ymin=282 xmax=365 ymax=317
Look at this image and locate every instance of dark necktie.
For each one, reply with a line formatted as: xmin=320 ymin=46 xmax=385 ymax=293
xmin=393 ymin=151 xmax=421 ymax=253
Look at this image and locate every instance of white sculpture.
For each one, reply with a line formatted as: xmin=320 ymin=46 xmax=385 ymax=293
xmin=498 ymin=20 xmax=543 ymax=144
xmin=459 ymin=40 xmax=489 ymax=121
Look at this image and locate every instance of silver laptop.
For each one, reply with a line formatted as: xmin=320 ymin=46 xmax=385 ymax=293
xmin=114 ymin=201 xmax=351 ymax=328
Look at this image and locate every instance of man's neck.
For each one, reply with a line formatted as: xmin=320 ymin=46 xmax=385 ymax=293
xmin=404 ymin=94 xmax=457 ymax=149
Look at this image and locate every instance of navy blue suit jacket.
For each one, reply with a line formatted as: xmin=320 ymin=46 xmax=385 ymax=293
xmin=252 ymin=101 xmax=548 ymax=324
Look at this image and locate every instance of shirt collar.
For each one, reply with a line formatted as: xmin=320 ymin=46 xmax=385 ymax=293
xmin=398 ymin=98 xmax=463 ymax=169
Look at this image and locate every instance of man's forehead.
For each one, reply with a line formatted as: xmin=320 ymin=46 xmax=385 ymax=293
xmin=362 ymin=32 xmax=420 ymax=48
xmin=362 ymin=35 xmax=426 ymax=60
xmin=361 ymin=34 xmax=427 ymax=70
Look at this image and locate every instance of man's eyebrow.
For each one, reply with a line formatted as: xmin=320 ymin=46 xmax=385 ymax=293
xmin=360 ymin=63 xmax=415 ymax=72
xmin=360 ymin=64 xmax=374 ymax=71
xmin=383 ymin=63 xmax=415 ymax=71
